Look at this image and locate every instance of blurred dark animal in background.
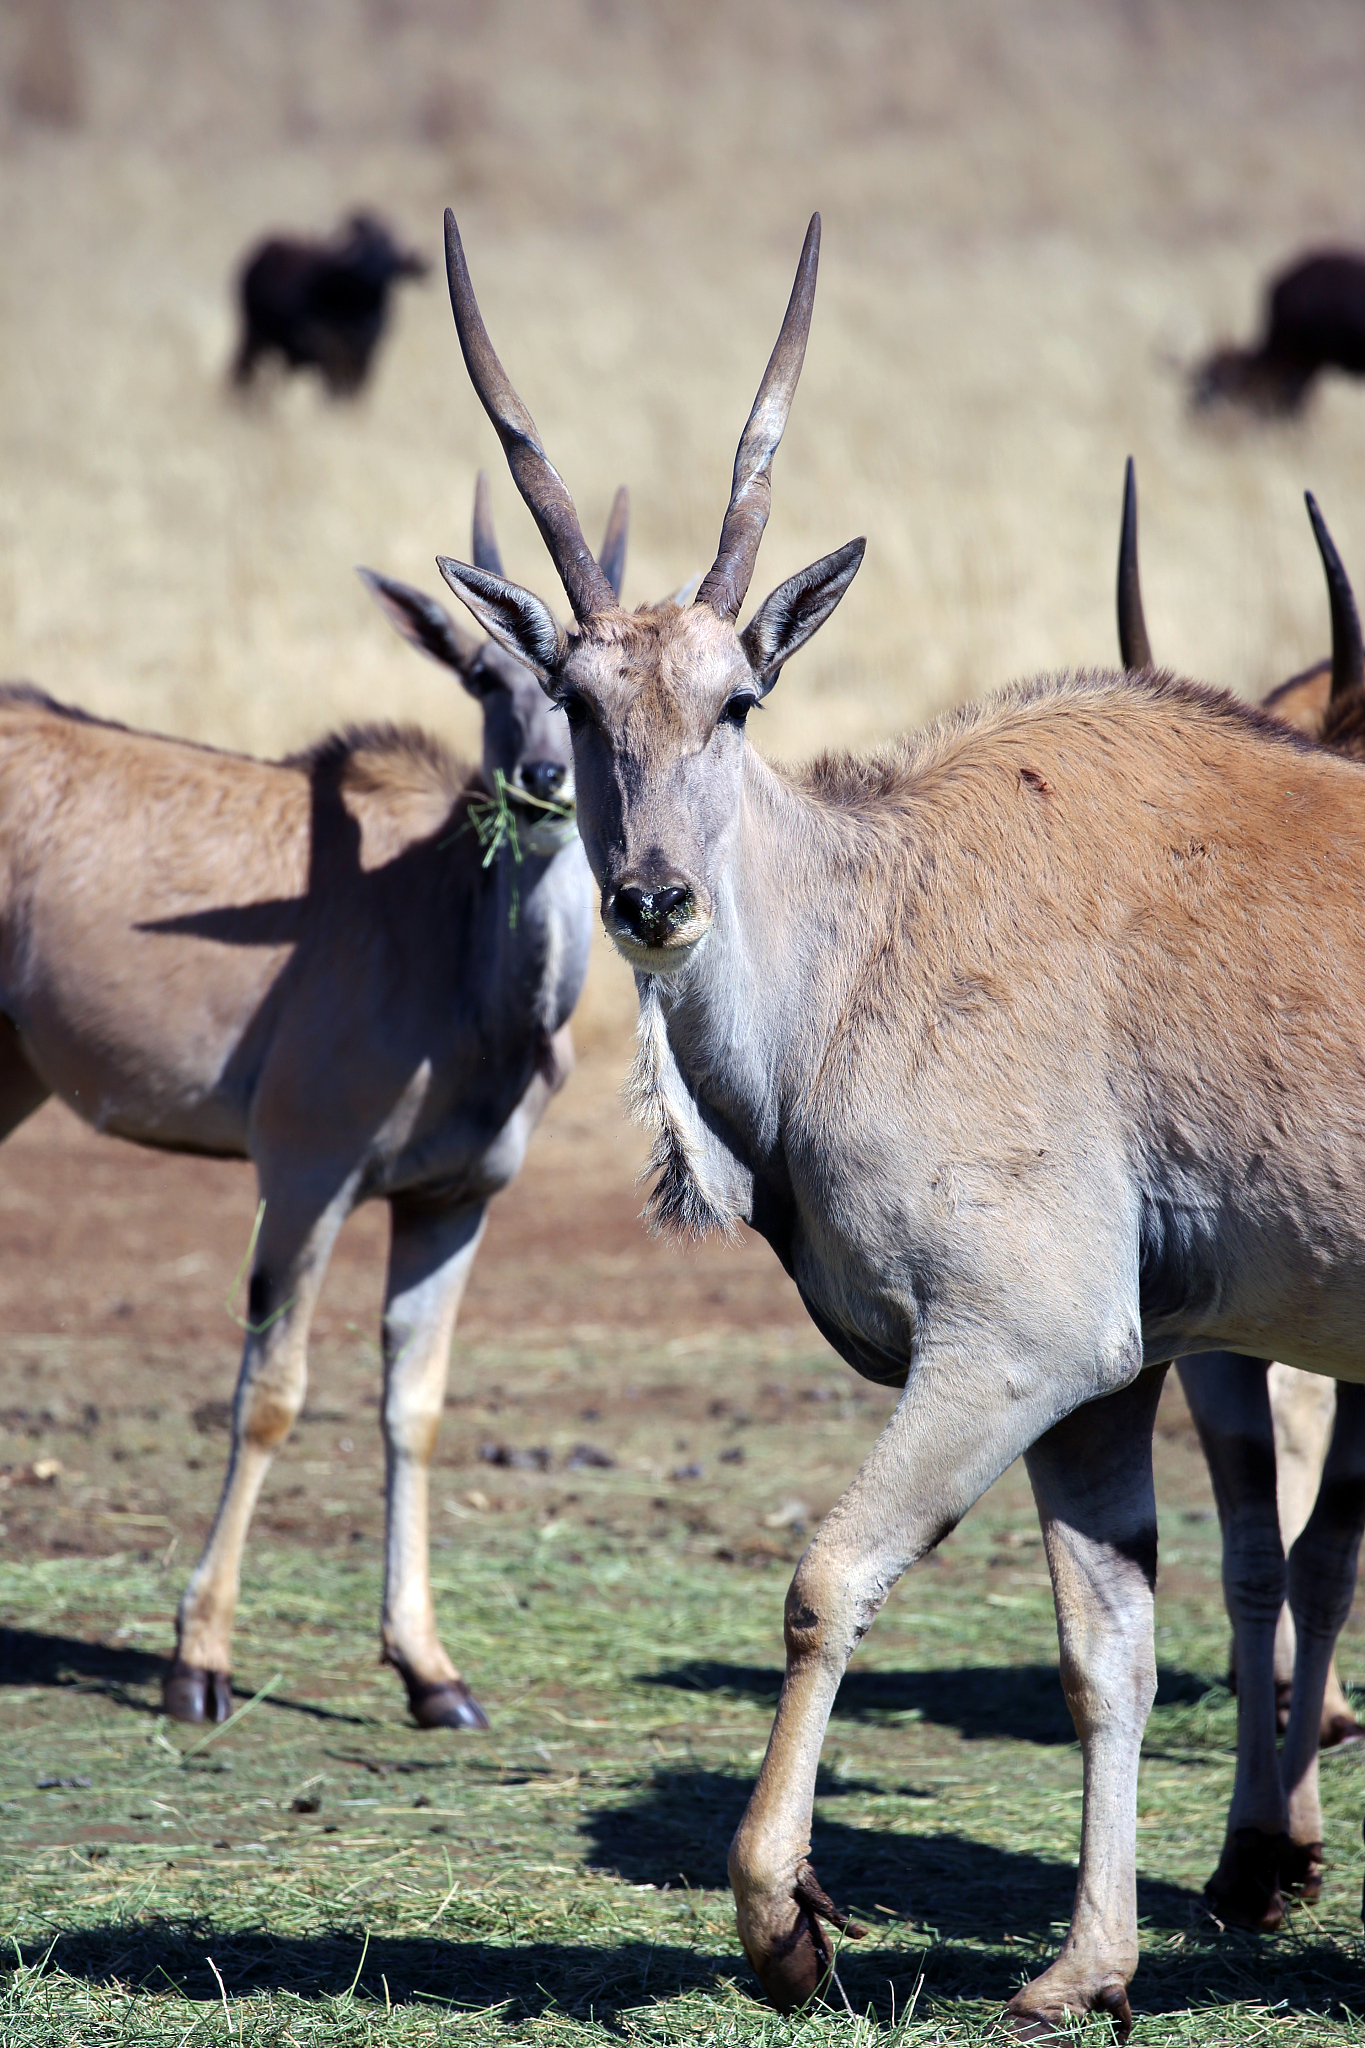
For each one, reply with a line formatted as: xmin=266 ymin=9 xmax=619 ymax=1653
xmin=1193 ymin=250 xmax=1365 ymax=414
xmin=231 ymin=211 xmax=428 ymax=397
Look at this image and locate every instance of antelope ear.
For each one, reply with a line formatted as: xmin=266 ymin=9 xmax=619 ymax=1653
xmin=436 ymin=558 xmax=566 ymax=685
xmin=740 ymin=538 xmax=866 ymax=692
xmin=357 ymin=567 xmax=482 ymax=684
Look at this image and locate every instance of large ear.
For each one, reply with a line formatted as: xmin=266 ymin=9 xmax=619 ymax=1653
xmin=357 ymin=567 xmax=481 ymax=682
xmin=598 ymin=486 xmax=629 ymax=601
xmin=436 ymin=557 xmax=566 ymax=684
xmin=739 ymin=538 xmax=865 ymax=692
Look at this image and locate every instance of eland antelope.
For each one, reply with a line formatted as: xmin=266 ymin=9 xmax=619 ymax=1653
xmin=0 ymin=474 xmax=623 ymax=1731
xmin=1118 ymin=463 xmax=1365 ymax=1931
xmin=433 ymin=205 xmax=1365 ymax=2035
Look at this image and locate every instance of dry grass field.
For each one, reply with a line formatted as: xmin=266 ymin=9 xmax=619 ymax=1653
xmin=8 ymin=1 xmax=1365 ymax=2041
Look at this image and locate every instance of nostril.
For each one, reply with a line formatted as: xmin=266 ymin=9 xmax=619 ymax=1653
xmin=522 ymin=760 xmax=567 ymax=801
xmin=614 ymin=882 xmax=693 ymax=944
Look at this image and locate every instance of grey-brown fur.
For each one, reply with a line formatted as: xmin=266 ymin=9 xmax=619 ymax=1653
xmin=436 ymin=207 xmax=1365 ymax=2034
xmin=0 ymin=477 xmax=619 ymax=1732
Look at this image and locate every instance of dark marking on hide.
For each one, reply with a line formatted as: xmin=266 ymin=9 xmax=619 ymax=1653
xmin=248 ymin=1272 xmax=272 ymax=1326
xmin=1018 ymin=766 xmax=1053 ymax=795
xmin=1138 ymin=1193 xmax=1221 ymax=1333
xmin=1112 ymin=1524 xmax=1158 ymax=1592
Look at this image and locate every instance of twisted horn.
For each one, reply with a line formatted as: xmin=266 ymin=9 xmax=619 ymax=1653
xmin=695 ymin=214 xmax=822 ymax=622
xmin=444 ymin=210 xmax=617 ymax=624
xmin=1305 ymin=492 xmax=1364 ymax=702
xmin=1117 ymin=457 xmax=1153 ymax=672
xmin=471 ymin=469 xmax=504 ymax=577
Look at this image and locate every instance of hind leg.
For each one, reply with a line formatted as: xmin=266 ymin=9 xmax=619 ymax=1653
xmin=1269 ymin=1363 xmax=1362 ymax=1746
xmin=0 ymin=1016 xmax=51 ymax=1139
xmin=167 ymin=1167 xmax=356 ymax=1721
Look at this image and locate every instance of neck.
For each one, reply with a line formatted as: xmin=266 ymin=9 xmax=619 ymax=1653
xmin=629 ymin=750 xmax=862 ymax=1238
xmin=477 ymin=824 xmax=593 ymax=1045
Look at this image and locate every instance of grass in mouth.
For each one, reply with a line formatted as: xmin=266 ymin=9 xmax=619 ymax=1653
xmin=462 ymin=772 xmax=576 ymax=930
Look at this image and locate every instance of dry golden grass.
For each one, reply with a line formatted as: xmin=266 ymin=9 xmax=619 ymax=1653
xmin=3 ymin=0 xmax=1365 ymax=1052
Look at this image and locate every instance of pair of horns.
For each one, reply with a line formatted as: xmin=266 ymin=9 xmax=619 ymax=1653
xmin=1118 ymin=457 xmax=1364 ymax=701
xmin=443 ymin=207 xmax=821 ymax=626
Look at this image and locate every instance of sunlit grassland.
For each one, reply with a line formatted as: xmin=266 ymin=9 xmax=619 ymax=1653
xmin=5 ymin=1370 xmax=1365 ymax=2047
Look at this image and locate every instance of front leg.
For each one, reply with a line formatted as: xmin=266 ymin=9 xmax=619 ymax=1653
xmin=728 ymin=1320 xmax=1140 ymax=2014
xmin=1009 ymin=1366 xmax=1168 ymax=2041
xmin=380 ymin=1197 xmax=489 ymax=1729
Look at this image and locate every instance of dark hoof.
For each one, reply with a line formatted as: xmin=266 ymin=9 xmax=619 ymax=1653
xmin=743 ymin=1862 xmax=867 ymax=2014
xmin=163 ymin=1661 xmax=233 ymax=1725
xmin=1322 ymin=1712 xmax=1365 ymax=1750
xmin=1280 ymin=1838 xmax=1324 ymax=1902
xmin=1004 ymin=1986 xmax=1132 ymax=2044
xmin=1205 ymin=1826 xmax=1286 ymax=1931
xmin=406 ymin=1677 xmax=490 ymax=1730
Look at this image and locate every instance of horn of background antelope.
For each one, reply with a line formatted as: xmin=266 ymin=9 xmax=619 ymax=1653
xmin=1304 ymin=493 xmax=1364 ymax=703
xmin=1117 ymin=456 xmax=1153 ymax=673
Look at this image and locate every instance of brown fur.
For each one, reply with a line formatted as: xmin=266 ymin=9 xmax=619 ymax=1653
xmin=0 ymin=660 xmax=591 ymax=1729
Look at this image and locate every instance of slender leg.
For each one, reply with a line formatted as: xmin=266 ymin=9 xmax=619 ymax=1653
xmin=1277 ymin=1380 xmax=1365 ymax=1897
xmin=1007 ymin=1368 xmax=1167 ymax=2040
xmin=166 ymin=1169 xmax=357 ymax=1722
xmin=379 ymin=1197 xmax=489 ymax=1729
xmin=1176 ymin=1353 xmax=1289 ymax=1927
xmin=1269 ymin=1362 xmax=1361 ymax=1746
xmin=727 ymin=1318 xmax=1143 ymax=2020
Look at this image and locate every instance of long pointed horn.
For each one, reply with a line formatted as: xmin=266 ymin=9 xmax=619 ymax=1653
xmin=472 ymin=469 xmax=505 ymax=577
xmin=444 ymin=209 xmax=616 ymax=624
xmin=1305 ymin=492 xmax=1364 ymax=703
xmin=598 ymin=485 xmax=629 ymax=601
xmin=1117 ymin=456 xmax=1153 ymax=672
xmin=695 ymin=214 xmax=822 ymax=623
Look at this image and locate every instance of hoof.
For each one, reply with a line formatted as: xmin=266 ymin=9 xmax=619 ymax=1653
xmin=163 ymin=1661 xmax=233 ymax=1725
xmin=742 ymin=1862 xmax=865 ymax=2013
xmin=1005 ymin=1985 xmax=1132 ymax=2044
xmin=1279 ymin=1838 xmax=1324 ymax=1902
xmin=1321 ymin=1711 xmax=1365 ymax=1750
xmin=406 ymin=1677 xmax=490 ymax=1730
xmin=1205 ymin=1827 xmax=1286 ymax=1932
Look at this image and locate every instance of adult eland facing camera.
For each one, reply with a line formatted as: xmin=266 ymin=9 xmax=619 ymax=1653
xmin=434 ymin=204 xmax=1365 ymax=2035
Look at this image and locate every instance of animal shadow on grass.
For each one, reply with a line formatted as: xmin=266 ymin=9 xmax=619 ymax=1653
xmin=580 ymin=1766 xmax=1361 ymax=2025
xmin=644 ymin=1660 xmax=1213 ymax=1746
xmin=0 ymin=1628 xmax=370 ymax=1726
xmin=15 ymin=1921 xmax=727 ymax=2022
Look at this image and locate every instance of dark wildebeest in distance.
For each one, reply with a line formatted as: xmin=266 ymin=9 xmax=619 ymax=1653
xmin=1193 ymin=249 xmax=1365 ymax=414
xmin=231 ymin=211 xmax=428 ymax=397
xmin=433 ymin=204 xmax=1365 ymax=2035
xmin=0 ymin=473 xmax=626 ymax=1732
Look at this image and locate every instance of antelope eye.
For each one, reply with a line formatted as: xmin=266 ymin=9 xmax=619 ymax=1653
xmin=557 ymin=690 xmax=589 ymax=730
xmin=721 ymin=693 xmax=759 ymax=729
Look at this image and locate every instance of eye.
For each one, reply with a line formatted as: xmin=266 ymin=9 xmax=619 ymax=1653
xmin=557 ymin=690 xmax=589 ymax=731
xmin=721 ymin=693 xmax=760 ymax=729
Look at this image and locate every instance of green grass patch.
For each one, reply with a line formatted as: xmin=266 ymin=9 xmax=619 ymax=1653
xmin=4 ymin=1359 xmax=1365 ymax=2043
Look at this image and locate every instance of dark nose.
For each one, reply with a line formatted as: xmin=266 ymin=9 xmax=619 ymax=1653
xmin=614 ymin=883 xmax=692 ymax=946
xmin=521 ymin=760 xmax=567 ymax=802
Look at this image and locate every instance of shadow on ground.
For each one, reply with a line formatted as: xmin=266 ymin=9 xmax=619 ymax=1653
xmin=644 ymin=1661 xmax=1215 ymax=1745
xmin=14 ymin=1914 xmax=1365 ymax=2028
xmin=579 ymin=1765 xmax=1202 ymax=1942
xmin=0 ymin=1628 xmax=370 ymax=1725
